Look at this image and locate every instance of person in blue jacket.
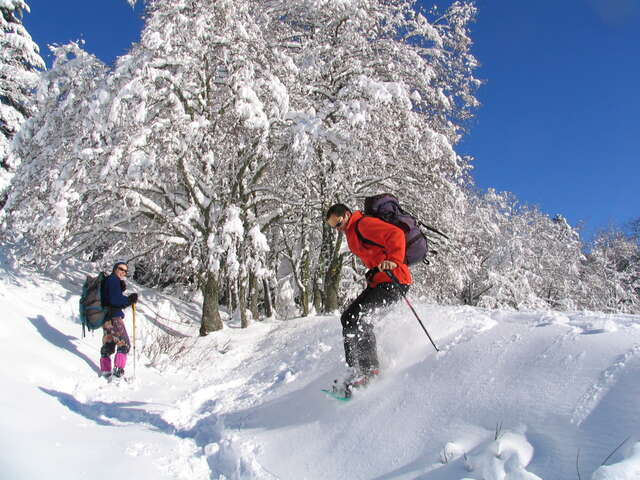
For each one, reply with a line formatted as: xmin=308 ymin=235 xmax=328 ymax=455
xmin=99 ymin=262 xmax=138 ymax=378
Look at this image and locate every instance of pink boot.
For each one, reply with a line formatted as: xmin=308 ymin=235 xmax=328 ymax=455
xmin=100 ymin=357 xmax=112 ymax=377
xmin=114 ymin=353 xmax=127 ymax=377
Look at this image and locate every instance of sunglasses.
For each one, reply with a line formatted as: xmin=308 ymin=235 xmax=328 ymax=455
xmin=331 ymin=217 xmax=345 ymax=230
xmin=117 ymin=267 xmax=128 ymax=274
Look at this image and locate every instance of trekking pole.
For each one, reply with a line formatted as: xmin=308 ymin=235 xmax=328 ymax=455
xmin=384 ymin=271 xmax=439 ymax=352
xmin=132 ymin=303 xmax=137 ymax=379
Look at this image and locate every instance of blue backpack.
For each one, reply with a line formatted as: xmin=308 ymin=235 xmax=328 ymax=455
xmin=79 ymin=272 xmax=109 ymax=336
xmin=355 ymin=193 xmax=448 ymax=265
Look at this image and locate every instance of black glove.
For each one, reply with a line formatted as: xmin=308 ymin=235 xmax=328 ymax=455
xmin=365 ymin=268 xmax=378 ymax=282
xmin=120 ymin=280 xmax=127 ymax=292
xmin=128 ymin=293 xmax=138 ymax=305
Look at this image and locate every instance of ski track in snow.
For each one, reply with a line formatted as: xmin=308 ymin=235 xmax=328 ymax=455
xmin=2 ymin=254 xmax=640 ymax=479
xmin=571 ymin=344 xmax=640 ymax=427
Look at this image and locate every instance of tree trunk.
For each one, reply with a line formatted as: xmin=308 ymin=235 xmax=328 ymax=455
xmin=263 ymin=278 xmax=273 ymax=318
xmin=322 ymin=231 xmax=343 ymax=312
xmin=200 ymin=272 xmax=223 ymax=335
xmin=249 ymin=272 xmax=259 ymax=321
xmin=300 ymin=249 xmax=311 ymax=316
xmin=239 ymin=276 xmax=249 ymax=328
xmin=230 ymin=279 xmax=238 ymax=313
xmin=313 ymin=276 xmax=323 ymax=313
xmin=323 ymin=258 xmax=341 ymax=312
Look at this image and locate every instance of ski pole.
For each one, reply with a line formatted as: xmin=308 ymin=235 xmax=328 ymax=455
xmin=384 ymin=270 xmax=439 ymax=352
xmin=132 ymin=303 xmax=137 ymax=378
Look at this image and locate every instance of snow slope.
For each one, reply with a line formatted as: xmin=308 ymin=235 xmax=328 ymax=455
xmin=1 ymin=251 xmax=640 ymax=480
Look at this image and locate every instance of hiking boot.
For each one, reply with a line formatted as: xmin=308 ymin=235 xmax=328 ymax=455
xmin=350 ymin=368 xmax=381 ymax=387
xmin=113 ymin=367 xmax=125 ymax=378
xmin=343 ymin=368 xmax=381 ymax=397
xmin=330 ymin=368 xmax=359 ymax=397
xmin=366 ymin=368 xmax=381 ymax=380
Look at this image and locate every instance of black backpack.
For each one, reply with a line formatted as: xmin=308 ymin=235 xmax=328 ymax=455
xmin=355 ymin=193 xmax=448 ymax=265
xmin=79 ymin=272 xmax=109 ymax=336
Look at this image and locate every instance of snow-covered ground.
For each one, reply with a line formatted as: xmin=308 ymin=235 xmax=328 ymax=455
xmin=2 ymin=251 xmax=640 ymax=480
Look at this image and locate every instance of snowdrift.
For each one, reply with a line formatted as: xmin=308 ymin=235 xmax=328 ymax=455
xmin=1 ymin=254 xmax=640 ymax=479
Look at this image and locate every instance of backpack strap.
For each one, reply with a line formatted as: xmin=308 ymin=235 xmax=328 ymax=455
xmin=355 ymin=216 xmax=410 ymax=264
xmin=418 ymin=220 xmax=450 ymax=240
xmin=354 ymin=217 xmax=385 ymax=250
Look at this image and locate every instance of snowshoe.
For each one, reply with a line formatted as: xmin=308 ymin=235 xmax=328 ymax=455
xmin=346 ymin=368 xmax=380 ymax=389
xmin=322 ymin=368 xmax=381 ymax=401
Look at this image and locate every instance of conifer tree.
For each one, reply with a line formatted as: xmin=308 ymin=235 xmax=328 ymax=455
xmin=0 ymin=0 xmax=44 ymax=204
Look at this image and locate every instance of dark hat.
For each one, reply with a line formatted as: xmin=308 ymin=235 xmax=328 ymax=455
xmin=112 ymin=261 xmax=127 ymax=273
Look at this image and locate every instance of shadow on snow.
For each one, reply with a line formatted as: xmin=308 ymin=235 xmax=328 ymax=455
xmin=28 ymin=315 xmax=99 ymax=374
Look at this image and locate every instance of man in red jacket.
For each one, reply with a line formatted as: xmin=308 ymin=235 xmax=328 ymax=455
xmin=325 ymin=203 xmax=411 ymax=390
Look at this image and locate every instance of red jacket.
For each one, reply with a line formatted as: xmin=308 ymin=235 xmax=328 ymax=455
xmin=344 ymin=210 xmax=412 ymax=287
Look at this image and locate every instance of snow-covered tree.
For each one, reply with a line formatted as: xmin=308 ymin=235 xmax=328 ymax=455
xmin=9 ymin=0 xmax=635 ymax=326
xmin=4 ymin=0 xmax=482 ymax=325
xmin=452 ymin=189 xmax=509 ymax=306
xmin=581 ymin=229 xmax=640 ymax=313
xmin=108 ymin=0 xmax=289 ymax=333
xmin=452 ymin=189 xmax=586 ymax=311
xmin=627 ymin=217 xmax=640 ymax=244
xmin=2 ymin=43 xmax=108 ymax=256
xmin=5 ymin=1 xmax=290 ymax=334
xmin=263 ymin=0 xmax=479 ymax=312
xmin=0 ymin=0 xmax=44 ymax=204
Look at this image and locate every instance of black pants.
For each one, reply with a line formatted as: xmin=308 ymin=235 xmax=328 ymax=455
xmin=341 ymin=282 xmax=408 ymax=374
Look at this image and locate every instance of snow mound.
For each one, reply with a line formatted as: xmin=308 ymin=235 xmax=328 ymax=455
xmin=592 ymin=442 xmax=640 ymax=480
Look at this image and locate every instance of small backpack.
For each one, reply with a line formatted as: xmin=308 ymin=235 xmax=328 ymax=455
xmin=79 ymin=272 xmax=109 ymax=336
xmin=355 ymin=193 xmax=448 ymax=266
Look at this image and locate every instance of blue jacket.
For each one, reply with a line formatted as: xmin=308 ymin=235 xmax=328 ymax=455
xmin=101 ymin=273 xmax=130 ymax=318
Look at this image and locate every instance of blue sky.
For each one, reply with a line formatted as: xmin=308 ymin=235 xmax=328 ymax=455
xmin=22 ymin=0 xmax=638 ymax=241
xmin=447 ymin=0 xmax=640 ymax=241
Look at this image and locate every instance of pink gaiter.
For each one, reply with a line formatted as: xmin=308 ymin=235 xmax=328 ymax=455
xmin=100 ymin=357 xmax=112 ymax=373
xmin=114 ymin=353 xmax=127 ymax=369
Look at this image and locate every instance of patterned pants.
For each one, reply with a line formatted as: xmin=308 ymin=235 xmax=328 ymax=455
xmin=100 ymin=317 xmax=131 ymax=356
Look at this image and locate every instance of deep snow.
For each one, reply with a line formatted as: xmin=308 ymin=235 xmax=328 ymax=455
xmin=1 ymin=252 xmax=640 ymax=479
